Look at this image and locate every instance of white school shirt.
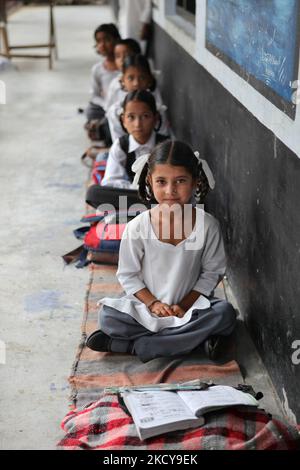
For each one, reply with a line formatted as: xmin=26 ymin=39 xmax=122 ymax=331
xmin=105 ymin=74 xmax=124 ymax=111
xmin=106 ymin=88 xmax=170 ymax=142
xmin=101 ymin=131 xmax=156 ymax=189
xmin=90 ymin=60 xmax=120 ymax=110
xmin=118 ymin=0 xmax=152 ymax=41
xmin=99 ymin=208 xmax=226 ymax=332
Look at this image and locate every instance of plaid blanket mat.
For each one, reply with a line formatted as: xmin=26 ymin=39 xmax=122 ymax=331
xmin=60 ymin=262 xmax=300 ymax=450
xmin=57 ymin=392 xmax=300 ymax=450
xmin=69 ymin=264 xmax=243 ymax=410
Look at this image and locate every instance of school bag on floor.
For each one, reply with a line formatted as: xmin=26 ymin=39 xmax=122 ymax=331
xmin=84 ymin=117 xmax=112 ymax=147
xmin=91 ymin=162 xmax=107 ymax=185
xmin=81 ymin=148 xmax=109 ymax=185
xmin=62 ymin=208 xmax=144 ymax=268
xmin=77 ymin=213 xmax=127 ymax=267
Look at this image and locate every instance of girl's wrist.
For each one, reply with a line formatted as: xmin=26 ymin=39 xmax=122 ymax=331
xmin=146 ymin=298 xmax=159 ymax=310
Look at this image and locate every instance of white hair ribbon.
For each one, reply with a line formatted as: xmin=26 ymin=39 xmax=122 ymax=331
xmin=116 ymin=105 xmax=123 ymax=116
xmin=157 ymin=103 xmax=167 ymax=113
xmin=194 ymin=151 xmax=215 ymax=190
xmin=131 ymin=153 xmax=151 ymax=189
xmin=131 ymin=150 xmax=215 ymax=190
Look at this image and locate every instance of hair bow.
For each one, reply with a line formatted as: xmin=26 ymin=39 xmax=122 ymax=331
xmin=130 ymin=151 xmax=215 ymax=190
xmin=157 ymin=103 xmax=167 ymax=113
xmin=194 ymin=151 xmax=215 ymax=189
xmin=116 ymin=105 xmax=123 ymax=116
xmin=131 ymin=153 xmax=150 ymax=189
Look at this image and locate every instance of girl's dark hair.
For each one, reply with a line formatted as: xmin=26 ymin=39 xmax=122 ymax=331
xmin=94 ymin=23 xmax=121 ymax=41
xmin=120 ymin=90 xmax=162 ymax=133
xmin=138 ymin=140 xmax=210 ymax=204
xmin=122 ymin=54 xmax=156 ymax=91
xmin=115 ymin=38 xmax=141 ymax=55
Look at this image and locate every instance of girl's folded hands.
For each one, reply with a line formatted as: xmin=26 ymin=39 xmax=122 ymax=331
xmin=149 ymin=301 xmax=185 ymax=318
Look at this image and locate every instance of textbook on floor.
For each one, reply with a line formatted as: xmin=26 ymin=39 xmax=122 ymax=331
xmin=121 ymin=385 xmax=259 ymax=440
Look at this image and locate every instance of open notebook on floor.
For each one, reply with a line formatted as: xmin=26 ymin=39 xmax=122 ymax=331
xmin=121 ymin=385 xmax=259 ymax=441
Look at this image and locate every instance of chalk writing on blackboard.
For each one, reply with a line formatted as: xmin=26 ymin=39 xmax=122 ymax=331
xmin=206 ymin=0 xmax=300 ymax=119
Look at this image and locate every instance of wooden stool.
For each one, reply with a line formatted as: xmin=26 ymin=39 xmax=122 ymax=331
xmin=0 ymin=22 xmax=10 ymax=58
xmin=0 ymin=1 xmax=57 ymax=70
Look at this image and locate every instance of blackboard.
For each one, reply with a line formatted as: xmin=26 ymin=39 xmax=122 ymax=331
xmin=206 ymin=0 xmax=300 ymax=119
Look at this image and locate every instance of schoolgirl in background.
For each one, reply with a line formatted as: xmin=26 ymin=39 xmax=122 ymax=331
xmin=86 ymin=90 xmax=168 ymax=209
xmin=106 ymin=54 xmax=171 ymax=142
xmin=85 ymin=23 xmax=121 ymax=122
xmin=105 ymin=38 xmax=141 ymax=112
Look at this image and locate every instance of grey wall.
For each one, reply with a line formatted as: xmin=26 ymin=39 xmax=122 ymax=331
xmin=150 ymin=24 xmax=300 ymax=421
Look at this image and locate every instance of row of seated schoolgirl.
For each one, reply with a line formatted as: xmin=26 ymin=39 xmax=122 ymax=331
xmin=81 ymin=23 xmax=237 ymax=364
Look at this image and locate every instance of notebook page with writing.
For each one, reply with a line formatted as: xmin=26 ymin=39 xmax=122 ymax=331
xmin=177 ymin=385 xmax=258 ymax=417
xmin=122 ymin=390 xmax=204 ymax=440
xmin=124 ymin=390 xmax=199 ymax=427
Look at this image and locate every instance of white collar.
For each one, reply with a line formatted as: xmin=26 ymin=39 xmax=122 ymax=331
xmin=128 ymin=131 xmax=156 ymax=153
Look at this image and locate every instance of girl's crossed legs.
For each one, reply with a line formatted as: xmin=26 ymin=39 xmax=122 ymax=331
xmin=99 ymin=298 xmax=237 ymax=362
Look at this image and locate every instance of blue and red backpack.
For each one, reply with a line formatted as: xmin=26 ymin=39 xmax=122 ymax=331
xmin=63 ymin=209 xmax=144 ymax=268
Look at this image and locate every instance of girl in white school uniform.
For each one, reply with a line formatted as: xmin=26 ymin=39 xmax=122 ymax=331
xmin=102 ymin=90 xmax=168 ymax=188
xmin=85 ymin=24 xmax=121 ymax=122
xmin=106 ymin=54 xmax=170 ymax=142
xmin=85 ymin=89 xmax=168 ymax=209
xmin=105 ymin=38 xmax=141 ymax=112
xmin=86 ymin=140 xmax=236 ymax=362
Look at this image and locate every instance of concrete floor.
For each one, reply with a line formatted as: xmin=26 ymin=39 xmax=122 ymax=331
xmin=0 ymin=4 xmax=288 ymax=451
xmin=0 ymin=4 xmax=113 ymax=450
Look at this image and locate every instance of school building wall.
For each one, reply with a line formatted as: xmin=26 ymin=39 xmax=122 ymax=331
xmin=150 ymin=1 xmax=300 ymax=422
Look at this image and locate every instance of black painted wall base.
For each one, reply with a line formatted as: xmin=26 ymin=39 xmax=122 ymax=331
xmin=150 ymin=23 xmax=300 ymax=421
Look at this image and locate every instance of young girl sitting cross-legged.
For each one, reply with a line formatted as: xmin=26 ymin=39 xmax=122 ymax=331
xmin=86 ymin=140 xmax=236 ymax=362
xmin=86 ymin=89 xmax=168 ymax=210
xmin=85 ymin=24 xmax=121 ymax=123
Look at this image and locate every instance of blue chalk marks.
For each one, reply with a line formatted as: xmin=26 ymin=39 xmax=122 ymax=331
xmin=206 ymin=0 xmax=300 ymax=117
xmin=24 ymin=290 xmax=62 ymax=314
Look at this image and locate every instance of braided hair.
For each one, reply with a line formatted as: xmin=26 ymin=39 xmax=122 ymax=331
xmin=138 ymin=140 xmax=210 ymax=205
